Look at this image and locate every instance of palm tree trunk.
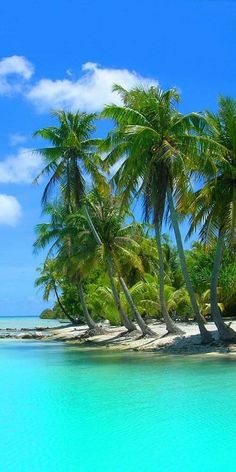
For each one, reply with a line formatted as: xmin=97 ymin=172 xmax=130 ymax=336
xmin=155 ymin=224 xmax=184 ymax=334
xmin=106 ymin=255 xmax=137 ymax=332
xmin=53 ymin=283 xmax=77 ymax=324
xmin=77 ymin=280 xmax=98 ymax=330
xmin=84 ymin=204 xmax=153 ymax=336
xmin=84 ymin=205 xmax=137 ymax=332
xmin=167 ymin=186 xmax=213 ymax=344
xmin=210 ymin=229 xmax=236 ymax=341
xmin=84 ymin=205 xmax=102 ymax=245
xmin=118 ymin=276 xmax=155 ymax=336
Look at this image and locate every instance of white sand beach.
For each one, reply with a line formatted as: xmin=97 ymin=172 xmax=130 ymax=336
xmin=3 ymin=320 xmax=236 ymax=355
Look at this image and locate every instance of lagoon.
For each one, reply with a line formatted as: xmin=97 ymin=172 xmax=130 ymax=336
xmin=1 ymin=341 xmax=236 ymax=472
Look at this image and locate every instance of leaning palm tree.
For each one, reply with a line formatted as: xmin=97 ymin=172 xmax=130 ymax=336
xmin=35 ymin=259 xmax=77 ymax=324
xmin=67 ymin=196 xmax=140 ymax=334
xmin=34 ymin=111 xmax=136 ymax=332
xmin=187 ymin=96 xmax=236 ymax=341
xmin=34 ymin=201 xmax=105 ymax=334
xmin=101 ymin=85 xmax=216 ymax=342
xmin=85 ymin=187 xmax=155 ymax=336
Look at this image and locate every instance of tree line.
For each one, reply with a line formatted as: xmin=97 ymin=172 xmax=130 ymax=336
xmin=34 ymin=85 xmax=236 ymax=343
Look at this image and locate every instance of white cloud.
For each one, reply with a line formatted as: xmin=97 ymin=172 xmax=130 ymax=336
xmin=27 ymin=62 xmax=158 ymax=112
xmin=0 ymin=55 xmax=34 ymax=95
xmin=9 ymin=133 xmax=28 ymax=146
xmin=0 ymin=56 xmax=33 ymax=79
xmin=0 ymin=194 xmax=21 ymax=225
xmin=0 ymin=56 xmax=158 ymax=111
xmin=0 ymin=148 xmax=42 ymax=184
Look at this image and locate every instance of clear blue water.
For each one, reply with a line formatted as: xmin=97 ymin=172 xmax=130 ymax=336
xmin=0 ymin=316 xmax=61 ymax=330
xmin=1 ymin=342 xmax=236 ymax=472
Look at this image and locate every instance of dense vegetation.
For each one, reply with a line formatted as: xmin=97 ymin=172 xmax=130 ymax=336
xmin=34 ymin=86 xmax=236 ymax=343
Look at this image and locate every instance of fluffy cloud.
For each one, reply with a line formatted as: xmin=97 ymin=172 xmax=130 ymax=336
xmin=9 ymin=133 xmax=28 ymax=146
xmin=0 ymin=148 xmax=42 ymax=184
xmin=27 ymin=62 xmax=157 ymax=112
xmin=0 ymin=194 xmax=21 ymax=225
xmin=0 ymin=56 xmax=158 ymax=111
xmin=0 ymin=55 xmax=34 ymax=95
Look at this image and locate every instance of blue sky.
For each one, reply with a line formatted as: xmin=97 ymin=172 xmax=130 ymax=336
xmin=0 ymin=0 xmax=235 ymax=316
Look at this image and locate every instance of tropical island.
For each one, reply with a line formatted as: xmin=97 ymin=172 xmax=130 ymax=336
xmin=2 ymin=0 xmax=236 ymax=469
xmin=2 ymin=85 xmax=235 ymax=354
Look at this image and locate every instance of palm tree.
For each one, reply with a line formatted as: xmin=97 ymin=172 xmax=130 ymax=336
xmin=188 ymin=96 xmax=236 ymax=341
xmin=101 ymin=85 xmax=216 ymax=342
xmin=35 ymin=259 xmax=77 ymax=324
xmin=34 ymin=202 xmax=105 ymax=334
xmin=34 ymin=110 xmax=117 ymax=334
xmin=34 ymin=111 xmax=137 ymax=332
xmin=86 ymin=187 xmax=155 ymax=335
xmin=34 ymin=110 xmax=102 ymax=210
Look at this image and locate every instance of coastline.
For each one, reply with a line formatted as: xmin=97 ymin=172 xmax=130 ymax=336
xmin=1 ymin=321 xmax=236 ymax=355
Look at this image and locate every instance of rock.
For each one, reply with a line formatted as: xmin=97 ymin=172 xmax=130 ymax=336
xmin=145 ymin=318 xmax=157 ymax=324
xmin=33 ymin=332 xmax=43 ymax=339
xmin=16 ymin=333 xmax=34 ymax=339
xmin=101 ymin=320 xmax=110 ymax=327
xmin=82 ymin=327 xmax=108 ymax=338
xmin=16 ymin=331 xmax=44 ymax=339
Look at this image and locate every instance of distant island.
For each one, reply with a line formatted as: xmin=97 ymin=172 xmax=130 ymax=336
xmin=40 ymin=308 xmax=66 ymax=320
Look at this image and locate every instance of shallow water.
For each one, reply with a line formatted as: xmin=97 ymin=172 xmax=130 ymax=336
xmin=1 ymin=342 xmax=236 ymax=471
xmin=0 ymin=316 xmax=61 ymax=330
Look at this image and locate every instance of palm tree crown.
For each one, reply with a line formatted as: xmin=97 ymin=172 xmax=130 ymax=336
xmin=188 ymin=96 xmax=236 ymax=245
xmin=34 ymin=110 xmax=102 ymax=209
xmin=102 ymin=85 xmax=214 ymax=227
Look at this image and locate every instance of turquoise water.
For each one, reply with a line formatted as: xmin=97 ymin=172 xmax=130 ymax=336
xmin=0 ymin=316 xmax=61 ymax=330
xmin=1 ymin=343 xmax=236 ymax=472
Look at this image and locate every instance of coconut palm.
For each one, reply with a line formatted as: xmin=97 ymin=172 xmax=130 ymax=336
xmin=35 ymin=259 xmax=77 ymax=324
xmin=33 ymin=110 xmax=112 ymax=333
xmin=34 ymin=111 xmax=137 ymax=332
xmin=101 ymin=85 xmax=217 ymax=342
xmin=86 ymin=187 xmax=155 ymax=335
xmin=34 ymin=202 xmax=105 ymax=334
xmin=188 ymin=96 xmax=236 ymax=341
xmin=34 ymin=110 xmax=103 ymax=209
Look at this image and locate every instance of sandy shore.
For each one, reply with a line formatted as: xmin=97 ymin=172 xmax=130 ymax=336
xmin=1 ymin=320 xmax=236 ymax=355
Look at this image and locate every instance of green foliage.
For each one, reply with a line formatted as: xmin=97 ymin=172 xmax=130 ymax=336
xmin=33 ymin=96 xmax=236 ymax=331
xmin=101 ymin=85 xmax=218 ymax=228
xmin=40 ymin=309 xmax=56 ymax=319
xmin=187 ymin=243 xmax=236 ymax=315
xmin=187 ymin=96 xmax=236 ymax=245
xmin=34 ymin=110 xmax=104 ymax=209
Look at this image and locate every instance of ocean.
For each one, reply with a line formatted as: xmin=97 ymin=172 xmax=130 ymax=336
xmin=0 ymin=338 xmax=236 ymax=471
